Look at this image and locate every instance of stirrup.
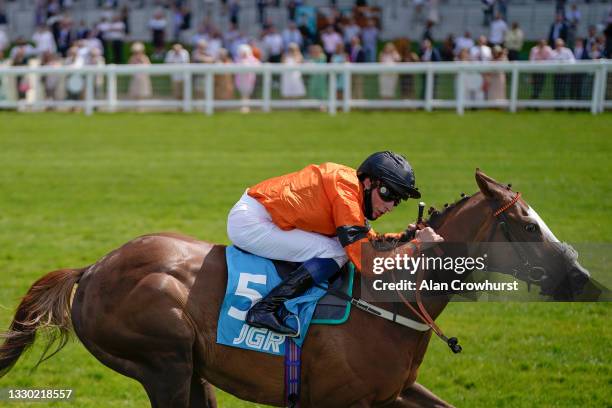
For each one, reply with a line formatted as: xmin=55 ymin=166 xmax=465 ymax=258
xmin=281 ymin=314 xmax=301 ymax=338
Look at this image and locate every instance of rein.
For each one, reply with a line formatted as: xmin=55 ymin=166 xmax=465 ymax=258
xmin=313 ymin=282 xmax=430 ymax=332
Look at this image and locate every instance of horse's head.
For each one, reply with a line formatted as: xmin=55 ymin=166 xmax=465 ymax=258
xmin=475 ymin=169 xmax=590 ymax=300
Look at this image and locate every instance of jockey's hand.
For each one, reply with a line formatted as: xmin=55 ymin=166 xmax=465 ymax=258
xmin=403 ymin=223 xmax=426 ymax=241
xmin=415 ymin=227 xmax=444 ymax=250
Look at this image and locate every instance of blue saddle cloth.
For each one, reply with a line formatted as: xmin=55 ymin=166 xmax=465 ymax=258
xmin=216 ymin=246 xmax=353 ymax=356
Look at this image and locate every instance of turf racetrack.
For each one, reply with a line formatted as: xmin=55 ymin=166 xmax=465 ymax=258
xmin=0 ymin=111 xmax=610 ymax=407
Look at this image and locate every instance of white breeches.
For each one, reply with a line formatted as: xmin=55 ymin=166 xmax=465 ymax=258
xmin=227 ymin=191 xmax=348 ymax=266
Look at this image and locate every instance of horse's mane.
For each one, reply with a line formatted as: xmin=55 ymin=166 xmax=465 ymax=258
xmin=425 ymin=193 xmax=473 ymax=230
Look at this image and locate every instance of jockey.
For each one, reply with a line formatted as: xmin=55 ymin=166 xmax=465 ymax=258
xmin=227 ymin=151 xmax=443 ymax=336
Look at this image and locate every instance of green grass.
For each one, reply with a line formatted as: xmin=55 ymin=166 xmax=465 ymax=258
xmin=0 ymin=111 xmax=610 ymax=407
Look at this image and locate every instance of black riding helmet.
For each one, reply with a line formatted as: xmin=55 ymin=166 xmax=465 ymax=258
xmin=357 ymin=151 xmax=421 ymax=219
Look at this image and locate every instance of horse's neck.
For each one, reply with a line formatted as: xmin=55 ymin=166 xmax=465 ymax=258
xmin=419 ymin=194 xmax=492 ymax=319
xmin=355 ymin=194 xmax=492 ymax=328
xmin=435 ymin=192 xmax=490 ymax=242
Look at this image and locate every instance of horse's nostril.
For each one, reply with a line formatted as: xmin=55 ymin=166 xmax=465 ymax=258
xmin=570 ymin=263 xmax=590 ymax=293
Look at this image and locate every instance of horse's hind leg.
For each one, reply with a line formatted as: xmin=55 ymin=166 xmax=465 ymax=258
xmin=139 ymin=359 xmax=191 ymax=408
xmin=389 ymin=382 xmax=454 ymax=408
xmin=189 ymin=375 xmax=217 ymax=408
xmin=73 ymin=275 xmax=200 ymax=408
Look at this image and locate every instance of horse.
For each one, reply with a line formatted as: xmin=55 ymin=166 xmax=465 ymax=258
xmin=0 ymin=170 xmax=591 ymax=407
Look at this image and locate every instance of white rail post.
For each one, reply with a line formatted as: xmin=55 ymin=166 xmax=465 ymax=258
xmin=425 ymin=67 xmax=433 ymax=112
xmin=591 ymin=66 xmax=601 ymax=115
xmin=456 ymin=70 xmax=464 ymax=115
xmin=205 ymin=72 xmax=213 ymax=115
xmin=107 ymin=67 xmax=117 ymax=112
xmin=328 ymin=71 xmax=337 ymax=115
xmin=343 ymin=69 xmax=351 ymax=113
xmin=31 ymin=68 xmax=41 ymax=110
xmin=599 ymin=63 xmax=607 ymax=114
xmin=510 ymin=67 xmax=519 ymax=113
xmin=182 ymin=70 xmax=192 ymax=113
xmin=85 ymin=72 xmax=94 ymax=116
xmin=263 ymin=67 xmax=271 ymax=113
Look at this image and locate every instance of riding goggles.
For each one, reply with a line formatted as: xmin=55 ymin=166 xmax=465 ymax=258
xmin=378 ymin=184 xmax=402 ymax=206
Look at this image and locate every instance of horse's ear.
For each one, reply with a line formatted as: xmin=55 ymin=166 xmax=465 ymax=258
xmin=475 ymin=168 xmax=505 ymax=198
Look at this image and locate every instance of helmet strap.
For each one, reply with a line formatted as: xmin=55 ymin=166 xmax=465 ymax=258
xmin=363 ymin=181 xmax=377 ymax=221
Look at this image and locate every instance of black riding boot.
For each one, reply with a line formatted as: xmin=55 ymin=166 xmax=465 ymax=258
xmin=245 ymin=264 xmax=314 ymax=337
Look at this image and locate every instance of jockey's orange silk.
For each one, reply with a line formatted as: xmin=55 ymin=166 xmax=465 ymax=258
xmin=248 ymin=163 xmax=418 ymax=272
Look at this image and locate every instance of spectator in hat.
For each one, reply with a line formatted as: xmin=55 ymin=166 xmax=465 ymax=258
xmin=165 ymin=43 xmax=190 ymax=100
xmin=378 ymin=42 xmax=401 ymax=99
xmin=128 ymin=42 xmax=152 ymax=101
xmin=235 ymin=44 xmax=260 ymax=113
xmin=281 ymin=42 xmax=306 ymax=99
xmin=488 ymin=45 xmax=508 ymax=101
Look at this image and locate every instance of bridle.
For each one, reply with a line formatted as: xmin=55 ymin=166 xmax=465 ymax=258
xmin=393 ymin=191 xmax=530 ymax=354
xmin=487 ymin=192 xmax=546 ymax=289
xmin=486 ymin=192 xmax=579 ymax=296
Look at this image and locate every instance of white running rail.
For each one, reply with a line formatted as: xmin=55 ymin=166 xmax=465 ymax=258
xmin=0 ymin=60 xmax=609 ymax=115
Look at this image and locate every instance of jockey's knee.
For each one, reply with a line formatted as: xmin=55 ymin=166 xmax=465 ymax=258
xmin=303 ymin=258 xmax=342 ymax=284
xmin=332 ymin=253 xmax=349 ymax=267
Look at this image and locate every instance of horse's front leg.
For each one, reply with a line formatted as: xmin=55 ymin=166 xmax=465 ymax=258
xmin=388 ymin=382 xmax=454 ymax=408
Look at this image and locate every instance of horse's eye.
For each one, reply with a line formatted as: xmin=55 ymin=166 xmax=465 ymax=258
xmin=525 ymin=223 xmax=538 ymax=233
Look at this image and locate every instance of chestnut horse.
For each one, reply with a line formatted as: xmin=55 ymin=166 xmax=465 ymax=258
xmin=0 ymin=170 xmax=591 ymax=407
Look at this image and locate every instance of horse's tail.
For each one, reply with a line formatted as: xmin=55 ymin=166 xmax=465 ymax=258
xmin=0 ymin=267 xmax=85 ymax=377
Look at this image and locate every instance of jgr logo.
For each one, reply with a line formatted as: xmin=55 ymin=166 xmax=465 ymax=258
xmin=232 ymin=324 xmax=286 ymax=353
xmin=228 ymin=273 xmax=287 ymax=352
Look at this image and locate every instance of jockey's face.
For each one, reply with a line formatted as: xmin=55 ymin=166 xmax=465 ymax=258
xmin=363 ymin=178 xmax=398 ymax=220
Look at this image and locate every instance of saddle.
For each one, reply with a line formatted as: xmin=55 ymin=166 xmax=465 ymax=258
xmin=272 ymin=260 xmax=355 ymax=325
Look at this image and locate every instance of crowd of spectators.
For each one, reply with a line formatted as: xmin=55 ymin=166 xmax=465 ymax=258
xmin=0 ymin=0 xmax=611 ymax=106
